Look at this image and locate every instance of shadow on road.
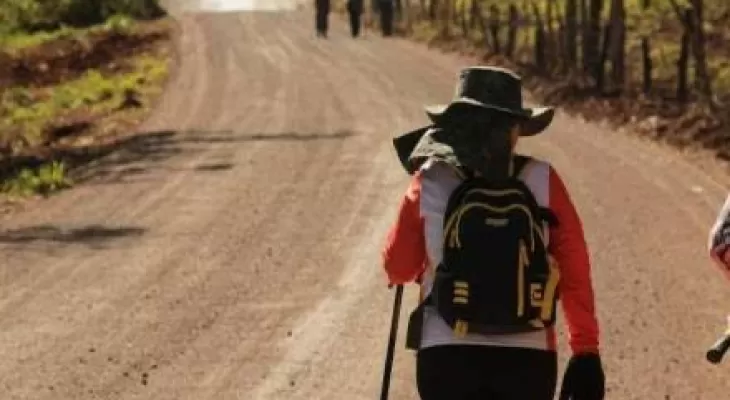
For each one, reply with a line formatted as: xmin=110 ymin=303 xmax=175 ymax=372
xmin=0 ymin=224 xmax=146 ymax=245
xmin=1 ymin=128 xmax=356 ymax=187
xmin=74 ymin=129 xmax=356 ymax=185
xmin=175 ymin=130 xmax=356 ymax=143
xmin=194 ymin=162 xmax=235 ymax=171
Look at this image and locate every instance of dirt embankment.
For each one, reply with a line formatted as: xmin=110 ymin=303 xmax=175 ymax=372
xmin=0 ymin=19 xmax=177 ymax=189
xmin=0 ymin=24 xmax=170 ymax=91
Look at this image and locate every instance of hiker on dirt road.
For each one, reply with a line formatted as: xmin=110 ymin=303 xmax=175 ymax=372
xmin=382 ymin=66 xmax=605 ymax=399
xmin=378 ymin=0 xmax=394 ymax=36
xmin=315 ymin=0 xmax=330 ymax=37
xmin=709 ymin=194 xmax=730 ymax=280
xmin=347 ymin=0 xmax=364 ymax=37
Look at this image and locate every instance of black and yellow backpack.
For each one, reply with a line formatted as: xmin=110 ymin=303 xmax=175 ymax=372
xmin=406 ymin=155 xmax=561 ymax=349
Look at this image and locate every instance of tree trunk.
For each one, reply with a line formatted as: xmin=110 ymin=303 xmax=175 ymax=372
xmin=641 ymin=39 xmax=652 ymax=93
xmin=429 ymin=0 xmax=437 ymax=20
xmin=565 ymin=0 xmax=578 ymax=68
xmin=688 ymin=0 xmax=714 ymax=107
xmin=545 ymin=0 xmax=556 ymax=72
xmin=557 ymin=16 xmax=566 ymax=72
xmin=596 ymin=23 xmax=611 ymax=92
xmin=640 ymin=0 xmax=652 ymax=93
xmin=488 ymin=5 xmax=501 ymax=54
xmin=532 ymin=2 xmax=547 ymax=73
xmin=584 ymin=0 xmax=604 ymax=76
xmin=469 ymin=0 xmax=479 ymax=29
xmin=608 ymin=0 xmax=626 ymax=91
xmin=506 ymin=5 xmax=519 ymax=58
xmin=580 ymin=0 xmax=588 ymax=67
xmin=472 ymin=0 xmax=485 ymax=33
xmin=441 ymin=0 xmax=452 ymax=37
xmin=459 ymin=0 xmax=468 ymax=37
xmin=677 ymin=9 xmax=691 ymax=102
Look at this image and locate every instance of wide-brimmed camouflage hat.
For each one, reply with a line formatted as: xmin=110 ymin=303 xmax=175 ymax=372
xmin=392 ymin=66 xmax=555 ymax=175
xmin=425 ymin=66 xmax=555 ymax=136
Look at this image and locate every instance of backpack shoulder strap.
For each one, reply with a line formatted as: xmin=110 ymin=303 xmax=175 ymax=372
xmin=512 ymin=154 xmax=532 ymax=178
xmin=512 ymin=154 xmax=560 ymax=228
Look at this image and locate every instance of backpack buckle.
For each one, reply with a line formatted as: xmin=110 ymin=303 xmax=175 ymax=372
xmin=454 ymin=319 xmax=469 ymax=338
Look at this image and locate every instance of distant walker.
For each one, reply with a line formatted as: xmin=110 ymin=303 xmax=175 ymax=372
xmin=346 ymin=0 xmax=364 ymax=38
xmin=314 ymin=0 xmax=330 ymax=38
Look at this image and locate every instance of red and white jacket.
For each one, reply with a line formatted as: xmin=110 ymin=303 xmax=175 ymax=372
xmin=381 ymin=157 xmax=600 ymax=355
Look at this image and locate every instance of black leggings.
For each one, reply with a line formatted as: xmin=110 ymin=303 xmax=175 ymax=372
xmin=348 ymin=11 xmax=361 ymax=37
xmin=315 ymin=9 xmax=328 ymax=35
xmin=416 ymin=345 xmax=557 ymax=400
xmin=379 ymin=1 xmax=394 ymax=36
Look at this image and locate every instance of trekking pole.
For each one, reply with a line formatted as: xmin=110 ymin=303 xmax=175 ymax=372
xmin=707 ymin=315 xmax=730 ymax=364
xmin=380 ymin=284 xmax=404 ymax=400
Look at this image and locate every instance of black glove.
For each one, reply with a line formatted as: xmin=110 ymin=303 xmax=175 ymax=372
xmin=559 ymin=353 xmax=605 ymax=400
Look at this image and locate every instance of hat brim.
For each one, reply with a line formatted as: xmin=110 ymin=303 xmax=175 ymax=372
xmin=392 ymin=125 xmax=432 ymax=175
xmin=424 ymin=98 xmax=555 ymax=137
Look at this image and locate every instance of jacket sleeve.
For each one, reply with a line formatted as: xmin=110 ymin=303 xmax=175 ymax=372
xmin=708 ymin=194 xmax=730 ymax=277
xmin=548 ymin=167 xmax=600 ymax=355
xmin=709 ymin=194 xmax=730 ymax=253
xmin=381 ymin=172 xmax=427 ymax=286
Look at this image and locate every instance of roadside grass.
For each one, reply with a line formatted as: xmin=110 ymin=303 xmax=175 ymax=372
xmin=0 ymin=14 xmax=137 ymax=53
xmin=1 ymin=54 xmax=168 ymax=151
xmin=0 ymin=17 xmax=173 ymax=199
xmin=1 ymin=161 xmax=72 ymax=198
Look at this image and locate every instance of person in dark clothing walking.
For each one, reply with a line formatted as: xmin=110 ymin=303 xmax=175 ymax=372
xmin=378 ymin=0 xmax=394 ymax=36
xmin=315 ymin=0 xmax=330 ymax=38
xmin=346 ymin=0 xmax=364 ymax=37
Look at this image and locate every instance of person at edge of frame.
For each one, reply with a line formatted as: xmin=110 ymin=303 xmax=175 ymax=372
xmin=381 ymin=66 xmax=606 ymax=400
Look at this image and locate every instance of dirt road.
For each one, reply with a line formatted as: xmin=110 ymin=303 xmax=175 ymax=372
xmin=3 ymin=3 xmax=730 ymax=399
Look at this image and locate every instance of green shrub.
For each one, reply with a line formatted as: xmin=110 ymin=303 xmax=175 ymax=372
xmin=0 ymin=0 xmax=166 ymax=33
xmin=2 ymin=161 xmax=73 ymax=196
